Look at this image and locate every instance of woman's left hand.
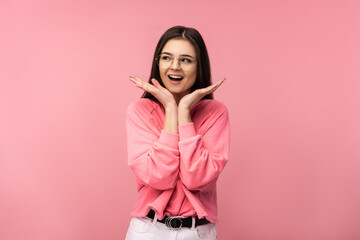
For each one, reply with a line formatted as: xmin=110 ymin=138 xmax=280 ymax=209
xmin=178 ymin=77 xmax=226 ymax=111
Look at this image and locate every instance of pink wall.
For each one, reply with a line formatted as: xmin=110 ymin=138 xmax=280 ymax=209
xmin=1 ymin=0 xmax=359 ymax=239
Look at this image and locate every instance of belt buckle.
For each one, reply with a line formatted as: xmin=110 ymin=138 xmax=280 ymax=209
xmin=165 ymin=216 xmax=183 ymax=230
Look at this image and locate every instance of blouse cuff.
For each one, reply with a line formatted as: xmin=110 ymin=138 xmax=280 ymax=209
xmin=178 ymin=122 xmax=197 ymax=141
xmin=158 ymin=130 xmax=179 ymax=147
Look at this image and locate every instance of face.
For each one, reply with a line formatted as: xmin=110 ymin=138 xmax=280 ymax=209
xmin=158 ymin=39 xmax=197 ymax=102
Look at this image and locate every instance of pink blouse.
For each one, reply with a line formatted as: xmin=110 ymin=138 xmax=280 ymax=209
xmin=125 ymin=98 xmax=230 ymax=223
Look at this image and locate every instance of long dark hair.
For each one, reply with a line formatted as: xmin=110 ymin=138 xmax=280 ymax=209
xmin=142 ymin=25 xmax=213 ymax=101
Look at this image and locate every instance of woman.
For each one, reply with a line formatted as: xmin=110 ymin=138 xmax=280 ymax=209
xmin=125 ymin=25 xmax=230 ymax=240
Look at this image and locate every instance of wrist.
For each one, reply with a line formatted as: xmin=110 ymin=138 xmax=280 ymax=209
xmin=178 ymin=108 xmax=191 ymax=125
xmin=178 ymin=104 xmax=190 ymax=113
xmin=165 ymin=102 xmax=178 ymax=112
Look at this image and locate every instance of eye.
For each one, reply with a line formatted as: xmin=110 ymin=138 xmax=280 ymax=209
xmin=161 ymin=55 xmax=171 ymax=61
xmin=181 ymin=58 xmax=193 ymax=63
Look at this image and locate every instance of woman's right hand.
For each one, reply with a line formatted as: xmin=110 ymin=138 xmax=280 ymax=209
xmin=129 ymin=75 xmax=177 ymax=109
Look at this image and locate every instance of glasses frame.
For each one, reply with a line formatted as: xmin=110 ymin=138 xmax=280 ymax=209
xmin=155 ymin=53 xmax=197 ymax=69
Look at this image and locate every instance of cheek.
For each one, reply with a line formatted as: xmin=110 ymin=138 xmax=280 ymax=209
xmin=188 ymin=71 xmax=197 ymax=84
xmin=159 ymin=68 xmax=167 ymax=80
xmin=159 ymin=68 xmax=164 ymax=76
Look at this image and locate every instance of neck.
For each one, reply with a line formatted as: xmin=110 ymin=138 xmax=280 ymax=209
xmin=173 ymin=91 xmax=190 ymax=105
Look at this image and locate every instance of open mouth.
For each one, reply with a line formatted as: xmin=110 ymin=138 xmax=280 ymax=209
xmin=168 ymin=75 xmax=184 ymax=81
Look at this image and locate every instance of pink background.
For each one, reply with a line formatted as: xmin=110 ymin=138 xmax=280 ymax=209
xmin=1 ymin=0 xmax=359 ymax=239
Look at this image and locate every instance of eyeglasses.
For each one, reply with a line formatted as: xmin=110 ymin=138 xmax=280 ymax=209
xmin=155 ymin=53 xmax=197 ymax=70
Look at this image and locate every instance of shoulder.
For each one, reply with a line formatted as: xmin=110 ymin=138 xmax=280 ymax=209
xmin=191 ymin=99 xmax=229 ymax=131
xmin=126 ymin=98 xmax=161 ymax=117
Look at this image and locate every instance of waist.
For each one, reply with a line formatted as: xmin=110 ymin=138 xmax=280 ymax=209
xmin=146 ymin=209 xmax=211 ymax=229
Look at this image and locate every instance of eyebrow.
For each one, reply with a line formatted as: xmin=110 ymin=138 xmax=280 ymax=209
xmin=161 ymin=52 xmax=195 ymax=59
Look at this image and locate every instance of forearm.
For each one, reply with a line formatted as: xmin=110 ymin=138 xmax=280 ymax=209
xmin=126 ymin=102 xmax=180 ymax=190
xmin=178 ymin=106 xmax=192 ymax=125
xmin=163 ymin=103 xmax=178 ymax=134
xmin=177 ymin=107 xmax=230 ymax=192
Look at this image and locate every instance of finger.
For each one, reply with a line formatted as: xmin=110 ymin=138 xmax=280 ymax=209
xmin=210 ymin=80 xmax=224 ymax=93
xmin=129 ymin=80 xmax=145 ymax=90
xmin=129 ymin=76 xmax=147 ymax=87
xmin=211 ymin=81 xmax=223 ymax=92
xmin=129 ymin=75 xmax=140 ymax=83
xmin=151 ymin=78 xmax=161 ymax=87
xmin=204 ymin=83 xmax=218 ymax=93
xmin=151 ymin=78 xmax=164 ymax=87
xmin=215 ymin=77 xmax=225 ymax=86
xmin=216 ymin=79 xmax=225 ymax=88
xmin=129 ymin=77 xmax=152 ymax=92
xmin=151 ymin=78 xmax=168 ymax=91
xmin=130 ymin=75 xmax=144 ymax=83
xmin=130 ymin=76 xmax=155 ymax=90
xmin=129 ymin=77 xmax=140 ymax=86
xmin=195 ymin=86 xmax=214 ymax=97
xmin=211 ymin=78 xmax=225 ymax=90
xmin=190 ymin=77 xmax=226 ymax=97
xmin=202 ymin=79 xmax=224 ymax=94
xmin=129 ymin=77 xmax=143 ymax=88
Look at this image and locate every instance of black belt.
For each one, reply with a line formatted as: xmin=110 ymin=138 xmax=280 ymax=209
xmin=146 ymin=209 xmax=210 ymax=230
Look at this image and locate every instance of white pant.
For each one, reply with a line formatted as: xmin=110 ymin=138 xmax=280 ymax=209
xmin=125 ymin=212 xmax=218 ymax=240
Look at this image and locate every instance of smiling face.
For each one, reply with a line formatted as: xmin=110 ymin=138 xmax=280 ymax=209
xmin=158 ymin=38 xmax=197 ymax=103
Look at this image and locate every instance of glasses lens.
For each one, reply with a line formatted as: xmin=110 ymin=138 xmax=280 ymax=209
xmin=180 ymin=57 xmax=195 ymax=70
xmin=157 ymin=54 xmax=171 ymax=65
xmin=157 ymin=54 xmax=195 ymax=70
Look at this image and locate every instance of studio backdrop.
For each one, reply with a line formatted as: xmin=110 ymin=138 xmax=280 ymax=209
xmin=1 ymin=0 xmax=359 ymax=239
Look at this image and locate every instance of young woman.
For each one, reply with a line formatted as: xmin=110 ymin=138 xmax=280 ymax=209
xmin=125 ymin=25 xmax=230 ymax=240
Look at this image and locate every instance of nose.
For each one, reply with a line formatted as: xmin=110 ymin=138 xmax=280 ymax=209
xmin=170 ymin=58 xmax=181 ymax=70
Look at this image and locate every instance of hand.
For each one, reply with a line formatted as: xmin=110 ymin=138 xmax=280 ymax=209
xmin=129 ymin=75 xmax=177 ymax=108
xmin=178 ymin=77 xmax=226 ymax=111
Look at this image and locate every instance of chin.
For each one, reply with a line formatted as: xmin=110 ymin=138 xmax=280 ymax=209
xmin=167 ymin=88 xmax=183 ymax=94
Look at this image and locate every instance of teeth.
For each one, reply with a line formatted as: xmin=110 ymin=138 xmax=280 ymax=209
xmin=169 ymin=75 xmax=183 ymax=79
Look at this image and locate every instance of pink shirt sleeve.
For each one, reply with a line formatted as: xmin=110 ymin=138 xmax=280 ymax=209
xmin=178 ymin=103 xmax=230 ymax=192
xmin=126 ymin=100 xmax=180 ymax=190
